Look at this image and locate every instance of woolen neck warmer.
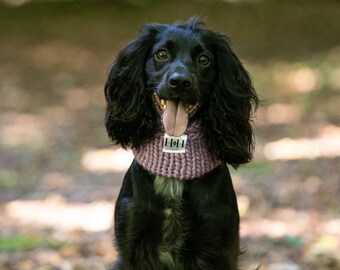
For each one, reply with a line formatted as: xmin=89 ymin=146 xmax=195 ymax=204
xmin=132 ymin=121 xmax=221 ymax=180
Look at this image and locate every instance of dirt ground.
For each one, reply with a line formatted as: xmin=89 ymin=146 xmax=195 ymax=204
xmin=0 ymin=1 xmax=340 ymax=269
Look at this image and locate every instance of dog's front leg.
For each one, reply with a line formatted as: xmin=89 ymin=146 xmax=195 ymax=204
xmin=113 ymin=162 xmax=166 ymax=270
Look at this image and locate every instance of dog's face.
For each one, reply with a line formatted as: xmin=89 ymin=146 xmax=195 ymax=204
xmin=145 ymin=27 xmax=217 ymax=136
xmin=105 ymin=17 xmax=258 ymax=166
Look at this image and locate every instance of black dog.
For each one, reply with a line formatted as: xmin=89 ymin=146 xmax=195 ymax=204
xmin=104 ymin=17 xmax=258 ymax=270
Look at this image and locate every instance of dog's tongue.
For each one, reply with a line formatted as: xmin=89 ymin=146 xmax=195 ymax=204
xmin=162 ymin=100 xmax=188 ymax=137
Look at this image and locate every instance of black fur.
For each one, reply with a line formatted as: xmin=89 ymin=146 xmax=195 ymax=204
xmin=113 ymin=162 xmax=240 ymax=270
xmin=105 ymin=17 xmax=258 ymax=270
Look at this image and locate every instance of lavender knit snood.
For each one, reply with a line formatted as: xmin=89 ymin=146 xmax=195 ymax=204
xmin=133 ymin=121 xmax=221 ymax=180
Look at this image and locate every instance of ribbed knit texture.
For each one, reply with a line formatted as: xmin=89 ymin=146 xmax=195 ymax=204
xmin=133 ymin=121 xmax=221 ymax=180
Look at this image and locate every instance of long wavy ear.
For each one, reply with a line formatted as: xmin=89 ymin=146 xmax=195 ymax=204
xmin=104 ymin=23 xmax=166 ymax=148
xmin=202 ymin=33 xmax=258 ymax=168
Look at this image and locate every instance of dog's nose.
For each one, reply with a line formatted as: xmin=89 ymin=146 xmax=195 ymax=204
xmin=168 ymin=72 xmax=192 ymax=90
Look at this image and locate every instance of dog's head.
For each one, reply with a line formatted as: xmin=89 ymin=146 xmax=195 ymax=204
xmin=145 ymin=19 xmax=217 ymax=137
xmin=105 ymin=17 xmax=258 ymax=167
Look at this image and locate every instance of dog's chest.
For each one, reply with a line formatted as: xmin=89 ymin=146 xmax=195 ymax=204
xmin=153 ymin=176 xmax=186 ymax=269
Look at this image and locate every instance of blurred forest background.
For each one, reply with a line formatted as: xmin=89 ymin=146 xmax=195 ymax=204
xmin=0 ymin=0 xmax=340 ymax=269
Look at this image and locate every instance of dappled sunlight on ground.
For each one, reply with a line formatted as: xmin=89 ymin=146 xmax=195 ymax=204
xmin=3 ymin=194 xmax=340 ymax=241
xmin=0 ymin=113 xmax=49 ymax=148
xmin=286 ymin=67 xmax=320 ymax=93
xmin=82 ymin=148 xmax=134 ymax=173
xmin=4 ymin=195 xmax=114 ymax=232
xmin=264 ymin=125 xmax=340 ymax=160
xmin=258 ymin=103 xmax=302 ymax=125
xmin=0 ymin=195 xmax=340 ymax=270
xmin=241 ymin=210 xmax=340 ymax=240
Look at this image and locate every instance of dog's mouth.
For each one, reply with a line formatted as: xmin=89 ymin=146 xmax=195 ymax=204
xmin=153 ymin=93 xmax=199 ymax=137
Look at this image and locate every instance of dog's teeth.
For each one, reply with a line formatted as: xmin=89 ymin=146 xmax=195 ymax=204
xmin=187 ymin=104 xmax=199 ymax=115
xmin=160 ymin=99 xmax=166 ymax=106
xmin=163 ymin=104 xmax=167 ymax=110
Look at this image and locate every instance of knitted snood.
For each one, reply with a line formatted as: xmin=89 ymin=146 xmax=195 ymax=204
xmin=132 ymin=121 xmax=221 ymax=180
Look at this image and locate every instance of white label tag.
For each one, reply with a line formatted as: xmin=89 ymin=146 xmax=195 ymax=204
xmin=162 ymin=134 xmax=188 ymax=153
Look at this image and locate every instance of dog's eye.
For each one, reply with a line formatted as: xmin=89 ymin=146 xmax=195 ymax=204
xmin=198 ymin=55 xmax=210 ymax=66
xmin=155 ymin=50 xmax=168 ymax=61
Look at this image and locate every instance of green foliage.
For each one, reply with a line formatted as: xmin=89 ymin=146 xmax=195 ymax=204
xmin=0 ymin=235 xmax=64 ymax=251
xmin=238 ymin=160 xmax=274 ymax=177
xmin=283 ymin=236 xmax=304 ymax=249
xmin=0 ymin=171 xmax=19 ymax=190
